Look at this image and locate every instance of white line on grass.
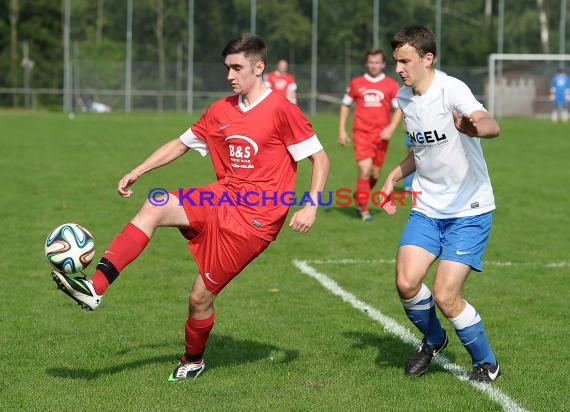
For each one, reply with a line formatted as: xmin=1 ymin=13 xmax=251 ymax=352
xmin=307 ymin=258 xmax=570 ymax=268
xmin=293 ymin=259 xmax=528 ymax=412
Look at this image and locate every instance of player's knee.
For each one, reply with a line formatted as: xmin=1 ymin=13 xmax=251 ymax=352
xmin=395 ymin=272 xmax=421 ymax=298
xmin=137 ymin=199 xmax=168 ymax=225
xmin=433 ymin=290 xmax=460 ymax=316
xmin=189 ymin=288 xmax=214 ymax=312
xmin=359 ymin=168 xmax=373 ymax=179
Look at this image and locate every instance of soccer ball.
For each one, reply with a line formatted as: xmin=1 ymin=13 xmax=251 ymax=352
xmin=45 ymin=223 xmax=95 ymax=274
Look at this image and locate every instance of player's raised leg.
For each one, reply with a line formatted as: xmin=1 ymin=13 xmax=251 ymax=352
xmin=396 ymin=245 xmax=448 ymax=376
xmin=52 ymin=194 xmax=189 ymax=310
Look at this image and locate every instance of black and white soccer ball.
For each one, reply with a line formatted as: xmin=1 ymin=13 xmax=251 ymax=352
xmin=45 ymin=223 xmax=95 ymax=274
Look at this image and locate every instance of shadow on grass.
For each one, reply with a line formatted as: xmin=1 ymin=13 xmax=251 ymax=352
xmin=45 ymin=334 xmax=298 ymax=380
xmin=321 ymin=205 xmax=362 ymax=219
xmin=342 ymin=331 xmax=456 ymax=373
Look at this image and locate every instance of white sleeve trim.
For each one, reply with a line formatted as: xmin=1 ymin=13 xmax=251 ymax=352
xmin=342 ymin=94 xmax=354 ymax=106
xmin=179 ymin=128 xmax=209 ymax=157
xmin=287 ymin=135 xmax=323 ymax=162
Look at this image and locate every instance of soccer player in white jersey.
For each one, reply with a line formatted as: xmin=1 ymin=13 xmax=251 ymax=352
xmin=379 ymin=25 xmax=502 ymax=382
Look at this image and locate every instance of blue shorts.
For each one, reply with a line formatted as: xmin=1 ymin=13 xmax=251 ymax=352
xmin=399 ymin=210 xmax=492 ymax=272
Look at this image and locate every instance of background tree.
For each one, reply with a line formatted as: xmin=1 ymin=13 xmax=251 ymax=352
xmin=0 ymin=0 xmax=568 ymax=109
xmin=537 ymin=0 xmax=550 ymax=53
xmin=9 ymin=0 xmax=19 ymax=106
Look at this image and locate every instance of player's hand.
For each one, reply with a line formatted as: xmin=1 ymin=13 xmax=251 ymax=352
xmin=380 ymin=125 xmax=395 ymax=141
xmin=289 ymin=206 xmax=317 ymax=233
xmin=452 ymin=111 xmax=478 ymax=137
xmin=338 ymin=131 xmax=351 ymax=147
xmin=378 ymin=179 xmax=397 ymax=215
xmin=117 ymin=172 xmax=139 ymax=197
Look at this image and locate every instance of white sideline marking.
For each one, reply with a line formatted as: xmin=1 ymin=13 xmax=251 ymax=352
xmin=293 ymin=259 xmax=528 ymax=412
xmin=307 ymin=258 xmax=570 ymax=268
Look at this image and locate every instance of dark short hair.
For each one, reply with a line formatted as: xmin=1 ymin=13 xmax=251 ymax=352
xmin=390 ymin=25 xmax=437 ymax=58
xmin=365 ymin=48 xmax=386 ymax=63
xmin=222 ymin=33 xmax=267 ymax=66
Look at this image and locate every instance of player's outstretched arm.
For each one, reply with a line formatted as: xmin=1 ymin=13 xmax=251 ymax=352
xmin=117 ymin=138 xmax=189 ymax=197
xmin=289 ymin=149 xmax=330 ymax=233
xmin=379 ymin=151 xmax=416 ymax=215
xmin=453 ymin=110 xmax=500 ymax=139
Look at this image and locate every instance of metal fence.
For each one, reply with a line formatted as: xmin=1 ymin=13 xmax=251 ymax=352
xmin=0 ymin=60 xmax=500 ymax=114
xmin=3 ymin=57 xmax=562 ymax=117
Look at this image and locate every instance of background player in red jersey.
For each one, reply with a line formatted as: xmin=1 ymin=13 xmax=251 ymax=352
xmin=265 ymin=58 xmax=298 ymax=104
xmin=51 ymin=33 xmax=329 ymax=381
xmin=338 ymin=49 xmax=402 ymax=221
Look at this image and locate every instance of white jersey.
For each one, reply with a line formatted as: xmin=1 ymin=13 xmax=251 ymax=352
xmin=398 ymin=70 xmax=495 ymax=218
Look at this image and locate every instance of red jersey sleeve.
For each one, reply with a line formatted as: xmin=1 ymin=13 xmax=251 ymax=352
xmin=347 ymin=78 xmax=359 ymax=99
xmin=190 ymin=106 xmax=212 ymax=141
xmin=279 ymin=103 xmax=315 ymax=146
xmin=279 ymin=103 xmax=323 ymax=161
xmin=389 ymin=78 xmax=401 ymax=108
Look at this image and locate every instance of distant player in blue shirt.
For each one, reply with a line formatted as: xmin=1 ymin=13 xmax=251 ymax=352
xmin=550 ymin=68 xmax=570 ymax=123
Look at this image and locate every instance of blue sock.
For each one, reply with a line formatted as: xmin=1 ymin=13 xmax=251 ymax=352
xmin=448 ymin=300 xmax=497 ymax=367
xmin=401 ymin=284 xmax=446 ymax=347
xmin=404 ymin=172 xmax=414 ymax=189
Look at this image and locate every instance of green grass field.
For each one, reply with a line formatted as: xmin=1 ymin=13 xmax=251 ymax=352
xmin=0 ymin=111 xmax=568 ymax=411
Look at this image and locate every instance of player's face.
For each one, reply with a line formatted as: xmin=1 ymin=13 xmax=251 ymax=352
xmin=277 ymin=60 xmax=288 ymax=73
xmin=365 ymin=54 xmax=385 ymax=77
xmin=224 ymin=53 xmax=265 ymax=96
xmin=393 ymin=44 xmax=434 ymax=90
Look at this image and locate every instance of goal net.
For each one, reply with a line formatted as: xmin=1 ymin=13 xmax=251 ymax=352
xmin=487 ymin=53 xmax=570 ymax=118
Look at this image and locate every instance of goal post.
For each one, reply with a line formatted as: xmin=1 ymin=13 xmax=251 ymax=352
xmin=488 ymin=53 xmax=570 ymax=117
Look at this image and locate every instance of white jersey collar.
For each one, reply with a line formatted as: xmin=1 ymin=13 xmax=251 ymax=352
xmin=364 ymin=73 xmax=386 ymax=83
xmin=238 ymin=88 xmax=272 ymax=112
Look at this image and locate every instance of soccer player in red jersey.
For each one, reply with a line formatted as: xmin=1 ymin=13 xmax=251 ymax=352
xmin=51 ymin=33 xmax=329 ymax=381
xmin=265 ymin=58 xmax=298 ymax=104
xmin=338 ymin=49 xmax=402 ymax=221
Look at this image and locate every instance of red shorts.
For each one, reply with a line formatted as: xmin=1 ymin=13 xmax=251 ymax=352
xmin=172 ymin=184 xmax=271 ymax=294
xmin=353 ymin=131 xmax=389 ymax=167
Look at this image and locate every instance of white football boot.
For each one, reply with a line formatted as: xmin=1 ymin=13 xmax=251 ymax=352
xmin=168 ymin=359 xmax=205 ymax=382
xmin=51 ymin=270 xmax=102 ymax=311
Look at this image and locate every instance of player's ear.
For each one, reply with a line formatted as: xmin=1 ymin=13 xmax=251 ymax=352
xmin=423 ymin=52 xmax=435 ymax=68
xmin=255 ymin=61 xmax=265 ymax=77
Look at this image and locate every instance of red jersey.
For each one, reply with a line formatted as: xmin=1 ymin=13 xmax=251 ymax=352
xmin=183 ymin=90 xmax=321 ymax=241
xmin=342 ymin=73 xmax=400 ymax=133
xmin=265 ymin=71 xmax=297 ymax=99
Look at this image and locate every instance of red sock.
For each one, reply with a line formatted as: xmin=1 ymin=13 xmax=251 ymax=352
xmin=184 ymin=312 xmax=215 ymax=362
xmin=355 ymin=178 xmax=370 ymax=212
xmin=91 ymin=223 xmax=150 ymax=294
